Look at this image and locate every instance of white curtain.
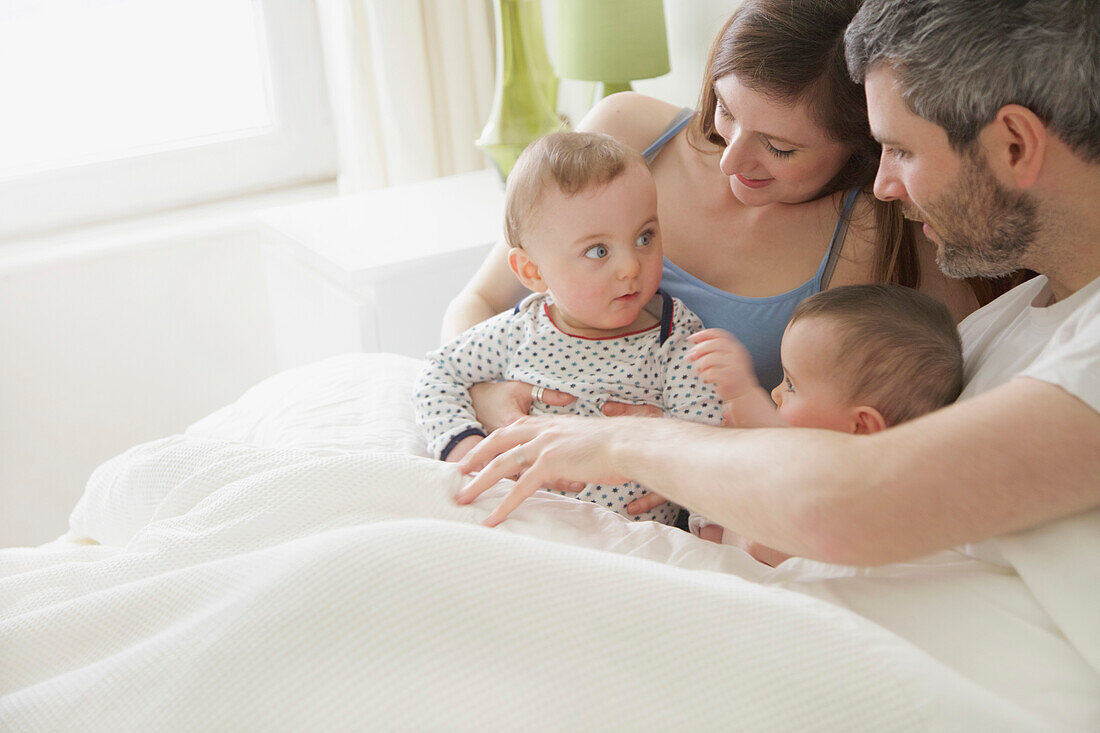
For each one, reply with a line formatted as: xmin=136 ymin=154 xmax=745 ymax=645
xmin=314 ymin=0 xmax=496 ymax=192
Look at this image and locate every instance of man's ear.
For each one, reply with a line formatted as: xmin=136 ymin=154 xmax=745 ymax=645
xmin=984 ymin=104 xmax=1047 ymax=189
xmin=507 ymin=247 xmax=547 ymax=292
xmin=850 ymin=405 xmax=888 ymax=435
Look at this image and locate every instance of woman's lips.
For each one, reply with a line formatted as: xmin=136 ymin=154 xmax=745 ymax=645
xmin=735 ymin=174 xmax=774 ymax=189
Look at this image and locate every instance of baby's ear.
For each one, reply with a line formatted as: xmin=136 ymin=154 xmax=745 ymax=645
xmin=508 ymin=248 xmax=546 ymax=292
xmin=851 ymin=405 xmax=888 ymax=435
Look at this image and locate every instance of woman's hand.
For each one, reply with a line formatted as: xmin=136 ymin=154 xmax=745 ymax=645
xmin=599 ymin=401 xmax=663 ymax=418
xmin=455 ymin=416 xmax=633 ymax=526
xmin=468 ymin=381 xmax=576 ymax=433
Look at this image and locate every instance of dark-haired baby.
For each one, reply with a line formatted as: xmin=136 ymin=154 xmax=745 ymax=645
xmin=688 ymin=284 xmax=964 ymax=565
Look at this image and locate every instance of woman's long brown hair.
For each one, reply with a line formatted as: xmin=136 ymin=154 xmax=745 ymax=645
xmin=690 ymin=0 xmax=1024 ymax=305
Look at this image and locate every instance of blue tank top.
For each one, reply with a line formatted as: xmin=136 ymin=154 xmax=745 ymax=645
xmin=643 ymin=108 xmax=860 ymax=389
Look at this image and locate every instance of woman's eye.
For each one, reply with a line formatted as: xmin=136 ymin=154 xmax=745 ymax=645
xmin=635 ymin=231 xmax=654 ymax=247
xmin=584 ymin=244 xmax=609 ymax=260
xmin=766 ymin=140 xmax=796 ymax=159
xmin=714 ymin=95 xmax=733 ymax=121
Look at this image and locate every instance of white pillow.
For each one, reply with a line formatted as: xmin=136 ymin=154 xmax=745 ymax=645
xmin=185 ymin=352 xmax=430 ymax=457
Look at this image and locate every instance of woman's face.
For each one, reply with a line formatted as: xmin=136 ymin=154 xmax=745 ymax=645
xmin=712 ymin=74 xmax=852 ymax=206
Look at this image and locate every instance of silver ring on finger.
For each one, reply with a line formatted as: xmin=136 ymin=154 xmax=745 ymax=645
xmin=530 ymin=385 xmax=545 ymax=404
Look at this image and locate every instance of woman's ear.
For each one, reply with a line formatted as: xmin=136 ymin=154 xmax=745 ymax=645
xmin=508 ymin=247 xmax=547 ymax=292
xmin=985 ymin=104 xmax=1047 ymax=190
xmin=850 ymin=405 xmax=888 ymax=435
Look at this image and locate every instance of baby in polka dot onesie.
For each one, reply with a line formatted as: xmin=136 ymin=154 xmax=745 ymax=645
xmin=414 ymin=131 xmax=723 ymax=526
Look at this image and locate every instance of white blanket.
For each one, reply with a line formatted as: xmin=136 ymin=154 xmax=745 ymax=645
xmin=1 ymin=354 xmax=1097 ymax=731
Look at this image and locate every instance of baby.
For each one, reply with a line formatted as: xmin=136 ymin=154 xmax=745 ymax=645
xmin=688 ymin=284 xmax=964 ymax=561
xmin=414 ymin=131 xmax=722 ymax=525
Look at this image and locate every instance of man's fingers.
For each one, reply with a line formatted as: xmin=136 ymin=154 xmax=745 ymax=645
xmin=541 ymin=478 xmax=586 ymax=492
xmin=456 ymin=446 xmax=526 ymax=503
xmin=483 ymin=473 xmax=544 ymax=526
xmin=454 ymin=469 xmax=499 ymax=505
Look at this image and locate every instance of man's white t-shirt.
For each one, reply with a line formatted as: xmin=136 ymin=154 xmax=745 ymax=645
xmin=959 ymin=273 xmax=1099 ymax=409
xmin=954 ymin=273 xmax=1100 ymax=679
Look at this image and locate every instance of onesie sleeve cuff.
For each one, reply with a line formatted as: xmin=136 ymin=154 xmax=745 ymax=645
xmin=438 ymin=427 xmax=488 ymax=461
xmin=687 ymin=512 xmax=718 ymax=536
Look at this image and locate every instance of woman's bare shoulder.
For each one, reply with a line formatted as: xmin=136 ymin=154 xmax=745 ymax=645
xmin=839 ymin=193 xmax=979 ymax=320
xmin=913 ymin=232 xmax=980 ymax=321
xmin=575 ymin=92 xmax=685 ymax=153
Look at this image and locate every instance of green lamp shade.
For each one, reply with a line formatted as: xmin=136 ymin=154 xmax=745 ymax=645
xmin=554 ymin=0 xmax=670 ymax=84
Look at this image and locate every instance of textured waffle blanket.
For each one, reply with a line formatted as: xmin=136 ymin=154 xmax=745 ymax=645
xmin=1 ymin=354 xmax=1097 ymax=731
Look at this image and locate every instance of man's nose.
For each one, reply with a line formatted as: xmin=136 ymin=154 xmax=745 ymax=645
xmin=873 ymin=158 xmax=906 ymax=202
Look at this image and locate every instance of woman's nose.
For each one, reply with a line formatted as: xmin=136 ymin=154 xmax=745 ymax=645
xmin=718 ymin=127 xmax=751 ymax=176
xmin=719 ymin=140 xmax=743 ymax=176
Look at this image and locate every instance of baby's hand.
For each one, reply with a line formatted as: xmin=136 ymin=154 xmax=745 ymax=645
xmin=687 ymin=329 xmax=760 ymax=404
xmin=698 ymin=524 xmax=724 ymax=544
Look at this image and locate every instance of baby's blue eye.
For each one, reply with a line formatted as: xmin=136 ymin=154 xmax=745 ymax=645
xmin=636 ymin=231 xmax=653 ymax=247
xmin=584 ymin=244 xmax=609 ymax=259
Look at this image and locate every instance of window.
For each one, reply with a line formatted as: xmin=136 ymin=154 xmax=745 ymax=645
xmin=0 ymin=0 xmax=336 ymax=238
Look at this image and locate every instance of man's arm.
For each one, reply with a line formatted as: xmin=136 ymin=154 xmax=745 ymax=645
xmin=618 ymin=376 xmax=1100 ymax=565
xmin=459 ymin=377 xmax=1100 ymax=563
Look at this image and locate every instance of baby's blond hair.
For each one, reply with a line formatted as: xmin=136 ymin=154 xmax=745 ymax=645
xmin=504 ymin=131 xmax=647 ymax=250
xmin=789 ymin=284 xmax=963 ymax=426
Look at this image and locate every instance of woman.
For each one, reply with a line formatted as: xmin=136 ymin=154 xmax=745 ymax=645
xmin=444 ymin=0 xmax=1001 ymax=447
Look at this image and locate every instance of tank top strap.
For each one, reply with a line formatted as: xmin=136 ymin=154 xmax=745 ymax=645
xmin=817 ymin=187 xmax=863 ymax=290
xmin=642 ymin=107 xmax=696 ymax=165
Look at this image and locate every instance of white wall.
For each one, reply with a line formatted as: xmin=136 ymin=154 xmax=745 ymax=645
xmin=0 ymin=0 xmax=742 ymax=549
xmin=0 ymin=223 xmax=280 ymax=547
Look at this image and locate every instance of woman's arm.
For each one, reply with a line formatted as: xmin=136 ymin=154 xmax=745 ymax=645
xmin=457 ymin=377 xmax=1100 ymax=565
xmin=440 ymin=238 xmax=529 ymax=343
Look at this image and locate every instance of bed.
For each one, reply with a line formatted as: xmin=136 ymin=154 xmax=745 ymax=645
xmin=2 ymin=353 xmax=1098 ymax=730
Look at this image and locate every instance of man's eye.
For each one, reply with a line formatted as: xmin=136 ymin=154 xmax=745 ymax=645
xmin=584 ymin=244 xmax=609 ymax=259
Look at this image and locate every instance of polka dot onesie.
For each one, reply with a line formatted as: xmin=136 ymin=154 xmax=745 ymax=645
xmin=414 ymin=290 xmax=723 ymax=525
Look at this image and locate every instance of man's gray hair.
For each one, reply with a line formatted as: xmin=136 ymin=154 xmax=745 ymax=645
xmin=845 ymin=0 xmax=1100 ymax=163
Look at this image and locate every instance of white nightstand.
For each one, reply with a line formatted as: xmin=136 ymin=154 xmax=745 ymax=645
xmin=259 ymin=169 xmax=505 ymax=368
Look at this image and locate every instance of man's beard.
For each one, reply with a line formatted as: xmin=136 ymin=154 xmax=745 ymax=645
xmin=906 ymin=150 xmax=1039 ymax=279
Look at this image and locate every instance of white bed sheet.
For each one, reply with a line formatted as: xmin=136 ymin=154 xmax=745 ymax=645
xmin=1 ymin=353 xmax=1097 ymax=731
